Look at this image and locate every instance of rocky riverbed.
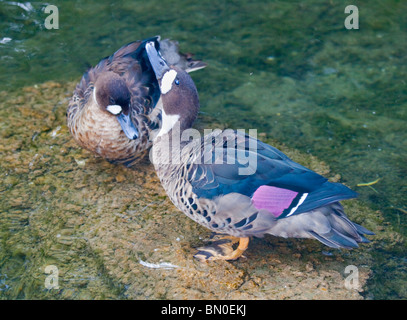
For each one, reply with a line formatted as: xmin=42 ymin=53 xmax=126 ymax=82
xmin=0 ymin=81 xmax=402 ymax=299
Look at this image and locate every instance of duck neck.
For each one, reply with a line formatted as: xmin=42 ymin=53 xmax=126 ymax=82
xmin=153 ymin=121 xmax=187 ymax=149
xmin=155 ymin=107 xmax=195 ymax=142
xmin=152 ymin=120 xmax=196 ymax=173
xmin=156 ymin=111 xmax=181 ymax=139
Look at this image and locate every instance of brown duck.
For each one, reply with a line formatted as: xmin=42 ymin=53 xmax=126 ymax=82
xmin=146 ymin=41 xmax=373 ymax=261
xmin=67 ymin=36 xmax=206 ymax=166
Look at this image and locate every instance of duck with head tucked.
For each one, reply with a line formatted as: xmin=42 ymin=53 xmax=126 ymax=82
xmin=67 ymin=37 xmax=206 ymax=167
xmin=145 ymin=41 xmax=374 ymax=261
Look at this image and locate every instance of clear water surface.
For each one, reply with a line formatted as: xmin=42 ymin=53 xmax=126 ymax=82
xmin=0 ymin=0 xmax=406 ymax=299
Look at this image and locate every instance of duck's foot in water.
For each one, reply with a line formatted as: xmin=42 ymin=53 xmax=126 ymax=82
xmin=194 ymin=234 xmax=249 ymax=261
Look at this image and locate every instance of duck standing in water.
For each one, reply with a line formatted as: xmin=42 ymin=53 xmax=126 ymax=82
xmin=67 ymin=37 xmax=206 ymax=167
xmin=145 ymin=41 xmax=373 ymax=261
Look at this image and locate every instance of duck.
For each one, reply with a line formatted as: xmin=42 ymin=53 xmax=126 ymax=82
xmin=145 ymin=41 xmax=374 ymax=261
xmin=67 ymin=36 xmax=206 ymax=167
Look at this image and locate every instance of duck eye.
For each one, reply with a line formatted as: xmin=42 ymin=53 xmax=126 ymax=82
xmin=109 ymin=97 xmax=115 ymax=105
xmin=174 ymin=79 xmax=180 ymax=86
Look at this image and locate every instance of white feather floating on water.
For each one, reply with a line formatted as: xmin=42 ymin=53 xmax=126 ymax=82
xmin=139 ymin=260 xmax=179 ymax=270
xmin=0 ymin=37 xmax=12 ymax=44
xmin=6 ymin=2 xmax=34 ymax=12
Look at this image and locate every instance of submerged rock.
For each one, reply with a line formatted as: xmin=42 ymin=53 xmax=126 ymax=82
xmin=0 ymin=81 xmax=402 ymax=299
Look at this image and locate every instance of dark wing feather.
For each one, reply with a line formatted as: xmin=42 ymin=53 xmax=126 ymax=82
xmin=188 ymin=130 xmax=357 ymax=215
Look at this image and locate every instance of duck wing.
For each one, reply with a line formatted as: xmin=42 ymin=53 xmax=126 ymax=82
xmin=186 ymin=130 xmax=357 ymax=218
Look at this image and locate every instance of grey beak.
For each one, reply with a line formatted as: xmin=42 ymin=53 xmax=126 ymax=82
xmin=145 ymin=41 xmax=170 ymax=79
xmin=116 ymin=112 xmax=139 ymax=140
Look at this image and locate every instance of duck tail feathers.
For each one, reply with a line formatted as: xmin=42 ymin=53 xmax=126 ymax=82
xmin=309 ymin=202 xmax=374 ymax=249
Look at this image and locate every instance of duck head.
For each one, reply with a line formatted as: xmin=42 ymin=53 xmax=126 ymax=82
xmin=94 ymin=72 xmax=139 ymax=140
xmin=145 ymin=41 xmax=200 ymax=138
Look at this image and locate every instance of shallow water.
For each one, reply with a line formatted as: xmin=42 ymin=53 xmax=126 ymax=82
xmin=0 ymin=0 xmax=406 ymax=299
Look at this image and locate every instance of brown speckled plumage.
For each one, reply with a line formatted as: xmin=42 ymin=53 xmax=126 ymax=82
xmin=146 ymin=42 xmax=373 ymax=260
xmin=153 ymin=130 xmax=266 ymax=238
xmin=67 ymin=37 xmax=206 ymax=167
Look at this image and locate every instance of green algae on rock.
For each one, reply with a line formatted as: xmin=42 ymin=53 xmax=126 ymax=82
xmin=1 ymin=80 xmax=403 ymax=299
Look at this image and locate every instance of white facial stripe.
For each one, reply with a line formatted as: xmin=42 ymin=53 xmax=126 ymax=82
xmin=286 ymin=193 xmax=308 ymax=217
xmin=106 ymin=104 xmax=122 ymax=115
xmin=157 ymin=109 xmax=180 ymax=137
xmin=93 ymin=86 xmax=98 ymax=106
xmin=160 ymin=69 xmax=177 ymax=94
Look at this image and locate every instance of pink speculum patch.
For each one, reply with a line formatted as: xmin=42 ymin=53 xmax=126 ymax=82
xmin=251 ymin=185 xmax=298 ymax=218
